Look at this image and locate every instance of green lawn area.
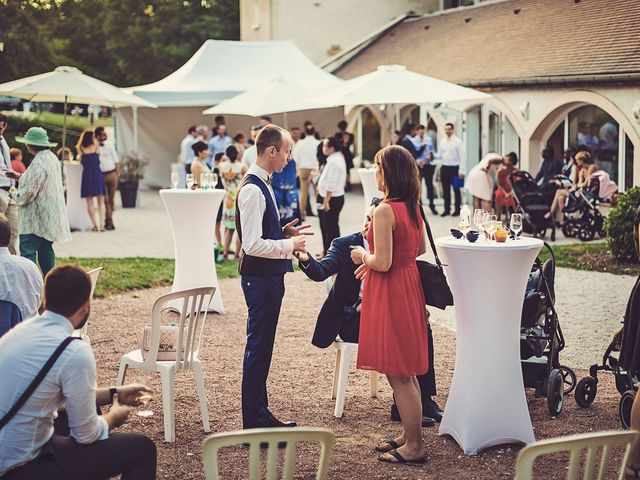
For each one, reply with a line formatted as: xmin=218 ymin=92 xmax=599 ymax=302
xmin=539 ymin=242 xmax=640 ymax=276
xmin=58 ymin=257 xmax=239 ymax=298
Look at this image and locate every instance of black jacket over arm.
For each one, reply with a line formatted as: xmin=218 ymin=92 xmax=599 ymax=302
xmin=299 ymin=232 xmax=363 ymax=348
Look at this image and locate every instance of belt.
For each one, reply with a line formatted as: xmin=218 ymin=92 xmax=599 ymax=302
xmin=102 ymin=169 xmax=117 ymax=175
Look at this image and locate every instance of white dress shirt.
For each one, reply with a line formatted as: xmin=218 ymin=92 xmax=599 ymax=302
xmin=0 ymin=247 xmax=43 ymax=319
xmin=437 ymin=135 xmax=465 ymax=173
xmin=237 ymin=163 xmax=293 ymax=260
xmin=242 ymin=145 xmax=257 ymax=168
xmin=179 ymin=135 xmax=197 ymax=165
xmin=0 ymin=137 xmax=12 ymax=188
xmin=98 ymin=142 xmax=119 ymax=173
xmin=0 ymin=311 xmax=109 ymax=475
xmin=317 ymin=152 xmax=347 ymax=198
xmin=293 ymin=135 xmax=321 ymax=170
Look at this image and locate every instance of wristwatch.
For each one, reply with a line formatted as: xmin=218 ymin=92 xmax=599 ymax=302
xmin=109 ymin=387 xmax=118 ymax=402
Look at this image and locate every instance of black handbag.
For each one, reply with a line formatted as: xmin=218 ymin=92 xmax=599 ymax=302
xmin=417 ymin=206 xmax=454 ymax=310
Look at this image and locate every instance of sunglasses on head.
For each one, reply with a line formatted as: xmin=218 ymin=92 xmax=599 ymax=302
xmin=370 ymin=196 xmax=382 ymax=207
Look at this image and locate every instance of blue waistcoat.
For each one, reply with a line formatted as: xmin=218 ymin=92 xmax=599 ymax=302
xmin=236 ymin=174 xmax=293 ymax=276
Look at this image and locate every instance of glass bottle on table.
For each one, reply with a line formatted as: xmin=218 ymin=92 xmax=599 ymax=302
xmin=186 ymin=174 xmax=194 ymax=190
xmin=458 ymin=204 xmax=472 ymax=234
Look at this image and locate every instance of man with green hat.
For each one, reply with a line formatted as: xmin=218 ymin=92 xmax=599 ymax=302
xmin=13 ymin=127 xmax=70 ymax=275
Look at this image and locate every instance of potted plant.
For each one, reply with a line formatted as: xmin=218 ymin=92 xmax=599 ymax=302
xmin=118 ymin=151 xmax=149 ymax=208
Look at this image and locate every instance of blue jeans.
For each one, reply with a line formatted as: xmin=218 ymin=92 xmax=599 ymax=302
xmin=20 ymin=234 xmax=55 ymax=276
xmin=241 ymin=274 xmax=285 ymax=428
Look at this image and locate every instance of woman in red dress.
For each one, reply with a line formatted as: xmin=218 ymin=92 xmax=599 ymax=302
xmin=350 ymin=145 xmax=428 ymax=465
xmin=495 ymin=152 xmax=519 ymax=221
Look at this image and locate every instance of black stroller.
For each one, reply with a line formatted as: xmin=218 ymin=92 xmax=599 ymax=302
xmin=510 ymin=171 xmax=557 ymax=241
xmin=520 ymin=242 xmax=576 ymax=416
xmin=558 ymin=178 xmax=607 ymax=242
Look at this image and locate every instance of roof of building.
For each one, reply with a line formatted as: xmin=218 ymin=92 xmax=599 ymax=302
xmin=331 ymin=0 xmax=640 ymax=86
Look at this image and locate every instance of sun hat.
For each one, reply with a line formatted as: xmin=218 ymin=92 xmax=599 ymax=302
xmin=15 ymin=127 xmax=58 ymax=147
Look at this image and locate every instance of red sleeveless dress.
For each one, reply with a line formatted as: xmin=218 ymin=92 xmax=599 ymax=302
xmin=357 ymin=201 xmax=428 ymax=376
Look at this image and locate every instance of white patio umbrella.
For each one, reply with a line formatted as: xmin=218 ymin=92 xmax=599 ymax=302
xmin=202 ymin=76 xmax=332 ymax=128
xmin=307 ymin=64 xmax=491 ymax=130
xmin=0 ymin=66 xmax=156 ymax=152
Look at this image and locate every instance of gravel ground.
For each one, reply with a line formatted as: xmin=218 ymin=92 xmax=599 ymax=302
xmin=90 ymin=273 xmax=630 ymax=480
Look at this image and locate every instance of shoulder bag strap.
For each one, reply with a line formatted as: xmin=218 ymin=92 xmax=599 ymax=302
xmin=418 ymin=204 xmax=446 ymax=269
xmin=0 ymin=337 xmax=80 ymax=431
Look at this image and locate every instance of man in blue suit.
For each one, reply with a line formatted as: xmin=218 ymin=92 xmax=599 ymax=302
xmin=236 ymin=125 xmax=312 ymax=430
xmin=294 ymin=198 xmax=442 ymax=425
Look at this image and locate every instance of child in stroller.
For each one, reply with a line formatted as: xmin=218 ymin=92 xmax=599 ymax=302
xmin=520 ymin=242 xmax=576 ymax=415
xmin=510 ymin=171 xmax=557 ymax=240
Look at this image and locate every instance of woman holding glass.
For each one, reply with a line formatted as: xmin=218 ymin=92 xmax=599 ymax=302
xmin=350 ymin=145 xmax=428 ymax=465
xmin=190 ymin=141 xmax=211 ymax=188
xmin=220 ymin=145 xmax=247 ymax=259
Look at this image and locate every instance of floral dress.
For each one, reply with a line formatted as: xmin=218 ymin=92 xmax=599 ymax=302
xmin=220 ymin=160 xmax=244 ymax=229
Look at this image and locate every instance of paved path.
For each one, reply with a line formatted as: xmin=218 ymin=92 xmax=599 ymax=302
xmin=55 ymin=186 xmax=634 ymax=368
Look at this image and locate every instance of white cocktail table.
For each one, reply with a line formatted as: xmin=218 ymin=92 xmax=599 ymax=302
xmin=160 ymin=189 xmax=226 ymax=313
xmin=435 ymin=236 xmax=543 ymax=455
xmin=65 ymin=161 xmax=93 ymax=231
xmin=357 ymin=168 xmax=383 ymax=211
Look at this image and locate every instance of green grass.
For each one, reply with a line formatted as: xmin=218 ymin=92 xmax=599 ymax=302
xmin=538 ymin=242 xmax=640 ymax=276
xmin=58 ymin=257 xmax=239 ymax=298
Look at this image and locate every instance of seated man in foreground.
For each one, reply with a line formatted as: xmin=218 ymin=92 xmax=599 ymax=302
xmin=0 ymin=214 xmax=43 ymax=332
xmin=295 ymin=198 xmax=443 ymax=425
xmin=0 ymin=265 xmax=157 ymax=480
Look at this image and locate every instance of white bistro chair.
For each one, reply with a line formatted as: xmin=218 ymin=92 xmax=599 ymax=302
xmin=73 ymin=267 xmax=102 ymax=345
xmin=323 ymin=278 xmax=378 ymax=418
xmin=515 ymin=430 xmax=639 ymax=480
xmin=203 ymin=427 xmax=335 ymax=480
xmin=116 ymin=286 xmax=215 ymax=442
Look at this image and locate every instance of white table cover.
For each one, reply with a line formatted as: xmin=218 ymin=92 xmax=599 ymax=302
xmin=160 ymin=189 xmax=226 ymax=313
xmin=435 ymin=236 xmax=543 ymax=455
xmin=65 ymin=161 xmax=93 ymax=231
xmin=357 ymin=168 xmax=383 ymax=211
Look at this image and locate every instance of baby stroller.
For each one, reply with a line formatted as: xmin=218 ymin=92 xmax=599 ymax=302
xmin=575 ymin=328 xmax=639 ymax=429
xmin=510 ymin=171 xmax=557 ymax=241
xmin=559 ymin=176 xmax=607 ymax=242
xmin=520 ymin=242 xmax=576 ymax=416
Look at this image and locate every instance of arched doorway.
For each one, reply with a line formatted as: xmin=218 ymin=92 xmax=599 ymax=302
xmin=532 ymin=103 xmax=634 ymax=190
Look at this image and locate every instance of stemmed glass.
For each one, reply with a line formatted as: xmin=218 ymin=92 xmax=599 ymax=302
xmin=212 ymin=173 xmax=219 ymax=188
xmin=186 ymin=174 xmax=194 ymax=190
xmin=510 ymin=213 xmax=523 ymax=240
xmin=484 ymin=213 xmax=498 ymax=240
xmin=170 ymin=171 xmax=179 ymax=189
xmin=201 ymin=173 xmax=211 ymax=190
xmin=473 ymin=208 xmax=485 ymax=238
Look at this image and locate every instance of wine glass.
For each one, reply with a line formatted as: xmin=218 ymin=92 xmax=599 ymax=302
xmin=510 ymin=213 xmax=523 ymax=240
xmin=201 ymin=173 xmax=210 ymax=190
xmin=473 ymin=208 xmax=485 ymax=236
xmin=484 ymin=214 xmax=498 ymax=240
xmin=458 ymin=214 xmax=471 ymax=234
xmin=212 ymin=173 xmax=219 ymax=188
xmin=170 ymin=171 xmax=179 ymax=189
xmin=186 ymin=174 xmax=194 ymax=190
xmin=136 ymin=377 xmax=154 ymax=418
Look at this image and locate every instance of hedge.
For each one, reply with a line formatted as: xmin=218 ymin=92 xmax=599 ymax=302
xmin=606 ymin=186 xmax=640 ymax=262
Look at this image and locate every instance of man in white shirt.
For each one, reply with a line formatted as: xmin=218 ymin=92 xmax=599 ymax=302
xmin=0 ymin=265 xmax=156 ymax=479
xmin=0 ymin=114 xmax=19 ymax=254
xmin=437 ymin=122 xmax=465 ymax=217
xmin=242 ymin=125 xmax=261 ymax=169
xmin=235 ymin=124 xmax=311 ymax=430
xmin=0 ymin=215 xmax=42 ymax=330
xmin=94 ymin=127 xmax=119 ymax=231
xmin=317 ymin=137 xmax=347 ymax=255
xmin=179 ymin=125 xmax=198 ymax=174
xmin=293 ymin=121 xmax=321 ymax=221
xmin=413 ymin=124 xmax=438 ymax=215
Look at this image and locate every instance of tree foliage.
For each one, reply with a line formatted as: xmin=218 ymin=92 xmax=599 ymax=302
xmin=0 ymin=0 xmax=240 ymax=86
xmin=606 ymin=187 xmax=640 ymax=262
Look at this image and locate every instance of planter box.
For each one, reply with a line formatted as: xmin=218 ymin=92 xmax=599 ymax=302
xmin=119 ymin=180 xmax=138 ymax=208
